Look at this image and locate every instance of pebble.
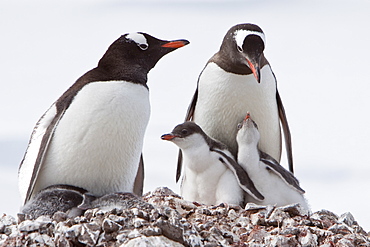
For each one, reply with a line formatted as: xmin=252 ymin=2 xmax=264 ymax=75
xmin=0 ymin=187 xmax=369 ymax=246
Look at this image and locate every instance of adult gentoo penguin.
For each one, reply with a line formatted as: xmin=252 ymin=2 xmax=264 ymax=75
xmin=177 ymin=23 xmax=293 ymax=182
xmin=236 ymin=113 xmax=309 ymax=211
xmin=18 ymin=32 xmax=189 ymax=205
xmin=162 ymin=121 xmax=264 ymax=206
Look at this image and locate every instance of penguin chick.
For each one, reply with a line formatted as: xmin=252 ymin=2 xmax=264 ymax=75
xmin=162 ymin=121 xmax=264 ymax=206
xmin=236 ymin=113 xmax=309 ymax=212
xmin=21 ymin=184 xmax=90 ymax=219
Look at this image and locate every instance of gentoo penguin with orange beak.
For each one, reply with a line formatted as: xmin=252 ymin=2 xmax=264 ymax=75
xmin=18 ymin=32 xmax=189 ymax=206
xmin=177 ymin=23 xmax=293 ymax=182
xmin=236 ymin=113 xmax=309 ymax=212
xmin=162 ymin=121 xmax=264 ymax=206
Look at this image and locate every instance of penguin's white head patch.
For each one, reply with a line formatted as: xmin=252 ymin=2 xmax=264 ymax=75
xmin=126 ymin=32 xmax=148 ymax=50
xmin=234 ymin=29 xmax=265 ymax=51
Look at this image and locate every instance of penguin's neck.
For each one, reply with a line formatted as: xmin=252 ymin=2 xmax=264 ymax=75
xmin=237 ymin=141 xmax=261 ymax=173
xmin=182 ymin=142 xmax=216 ymax=173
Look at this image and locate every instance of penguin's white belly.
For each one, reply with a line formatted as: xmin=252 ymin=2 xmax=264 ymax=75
xmin=194 ymin=62 xmax=281 ymax=160
xmin=180 ymin=148 xmax=243 ymax=206
xmin=34 ymin=81 xmax=150 ymax=197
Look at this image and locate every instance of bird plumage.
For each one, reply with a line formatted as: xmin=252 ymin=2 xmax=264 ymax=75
xmin=236 ymin=113 xmax=309 ymax=211
xmin=177 ymin=23 xmax=293 ymax=183
xmin=162 ymin=121 xmax=263 ymax=206
xmin=19 ymin=32 xmax=189 ymax=205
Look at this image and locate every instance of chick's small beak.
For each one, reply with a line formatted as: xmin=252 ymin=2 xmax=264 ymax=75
xmin=161 ymin=134 xmax=176 ymax=140
xmin=244 ymin=112 xmax=251 ymax=121
xmin=238 ymin=112 xmax=251 ymax=129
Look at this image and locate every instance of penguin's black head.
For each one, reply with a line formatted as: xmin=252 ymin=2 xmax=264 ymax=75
xmin=219 ymin=23 xmax=266 ymax=83
xmin=162 ymin=121 xmax=228 ymax=151
xmin=161 ymin=121 xmax=204 ymax=141
xmin=123 ymin=32 xmax=189 ymax=67
xmin=162 ymin=121 xmax=216 ymax=150
xmin=97 ymin=32 xmax=189 ymax=84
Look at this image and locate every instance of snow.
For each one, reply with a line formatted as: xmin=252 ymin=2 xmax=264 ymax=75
xmin=1 ymin=0 xmax=370 ymax=231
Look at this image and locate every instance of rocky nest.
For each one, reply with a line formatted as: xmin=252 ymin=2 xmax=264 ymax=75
xmin=1 ymin=187 xmax=369 ymax=246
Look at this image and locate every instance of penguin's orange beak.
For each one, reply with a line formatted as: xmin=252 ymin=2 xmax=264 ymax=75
xmin=246 ymin=60 xmax=261 ymax=83
xmin=161 ymin=134 xmax=176 ymax=140
xmin=162 ymin=40 xmax=190 ymax=48
xmin=244 ymin=112 xmax=251 ymax=121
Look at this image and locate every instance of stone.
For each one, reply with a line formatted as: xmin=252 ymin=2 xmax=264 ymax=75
xmin=124 ymin=235 xmax=185 ymax=247
xmin=1 ymin=187 xmax=369 ymax=246
xmin=102 ymin=218 xmax=122 ymax=233
xmin=338 ymin=212 xmax=356 ymax=227
xmin=298 ymin=227 xmax=318 ymax=247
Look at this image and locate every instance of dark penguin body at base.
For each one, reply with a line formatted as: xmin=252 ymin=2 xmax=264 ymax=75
xmin=21 ymin=184 xmax=91 ymax=219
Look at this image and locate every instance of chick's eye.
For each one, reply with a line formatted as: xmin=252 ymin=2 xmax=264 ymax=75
xmin=181 ymin=129 xmax=188 ymax=135
xmin=138 ymin=44 xmax=148 ymax=50
xmin=237 ymin=45 xmax=243 ymax=52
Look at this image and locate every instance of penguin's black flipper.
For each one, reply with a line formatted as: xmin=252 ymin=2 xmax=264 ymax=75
xmin=20 ymin=104 xmax=67 ymax=205
xmin=276 ymin=90 xmax=294 ymax=174
xmin=260 ymin=151 xmax=304 ymax=194
xmin=212 ymin=149 xmax=264 ymax=201
xmin=133 ymin=154 xmax=145 ymax=196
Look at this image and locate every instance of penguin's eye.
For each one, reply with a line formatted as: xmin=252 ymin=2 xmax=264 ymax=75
xmin=138 ymin=44 xmax=148 ymax=50
xmin=237 ymin=45 xmax=243 ymax=52
xmin=181 ymin=129 xmax=188 ymax=135
xmin=237 ymin=123 xmax=243 ymax=130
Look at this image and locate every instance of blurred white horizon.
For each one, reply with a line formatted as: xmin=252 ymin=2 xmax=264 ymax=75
xmin=1 ymin=0 xmax=370 ymax=231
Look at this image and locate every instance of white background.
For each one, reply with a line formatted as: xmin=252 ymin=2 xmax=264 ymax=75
xmin=1 ymin=0 xmax=369 ymax=231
